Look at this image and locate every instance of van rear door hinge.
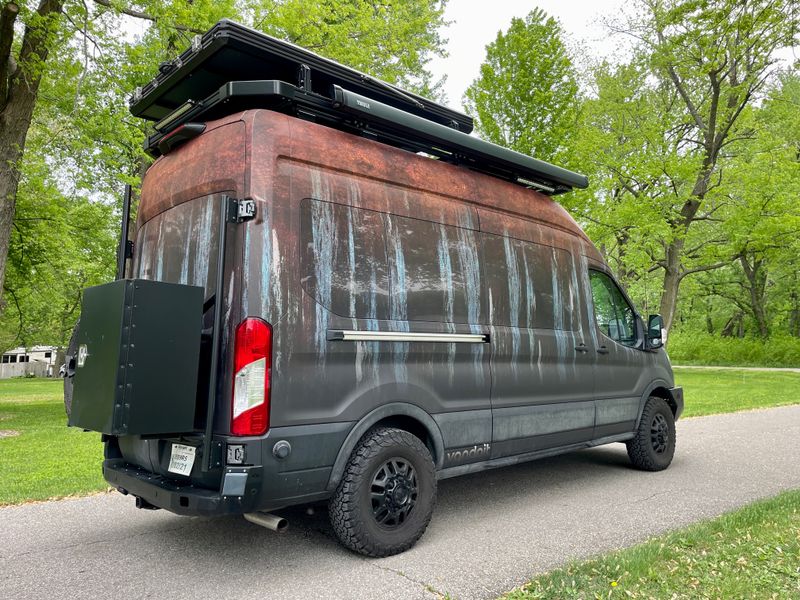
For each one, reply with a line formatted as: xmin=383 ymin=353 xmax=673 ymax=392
xmin=226 ymin=198 xmax=257 ymax=223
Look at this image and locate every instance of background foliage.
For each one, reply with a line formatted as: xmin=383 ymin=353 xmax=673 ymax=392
xmin=0 ymin=0 xmax=798 ymax=366
xmin=0 ymin=0 xmax=448 ymax=349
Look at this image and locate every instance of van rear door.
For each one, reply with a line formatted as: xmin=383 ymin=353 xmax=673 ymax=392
xmin=119 ymin=194 xmax=227 ymax=480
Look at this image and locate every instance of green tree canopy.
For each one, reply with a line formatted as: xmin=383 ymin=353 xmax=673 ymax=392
xmin=463 ymin=8 xmax=579 ymax=165
xmin=0 ymin=0 xmax=451 ymax=351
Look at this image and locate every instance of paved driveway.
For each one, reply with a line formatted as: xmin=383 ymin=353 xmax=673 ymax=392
xmin=2 ymin=405 xmax=799 ymax=600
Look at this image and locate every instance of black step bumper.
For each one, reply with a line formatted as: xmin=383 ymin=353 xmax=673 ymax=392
xmin=103 ymin=459 xmax=261 ymax=517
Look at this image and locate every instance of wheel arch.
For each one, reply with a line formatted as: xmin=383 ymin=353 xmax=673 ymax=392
xmin=636 ymin=380 xmax=678 ymax=426
xmin=326 ymin=402 xmax=445 ymax=492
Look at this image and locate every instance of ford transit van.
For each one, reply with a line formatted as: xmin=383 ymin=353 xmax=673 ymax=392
xmin=66 ymin=20 xmax=683 ymax=557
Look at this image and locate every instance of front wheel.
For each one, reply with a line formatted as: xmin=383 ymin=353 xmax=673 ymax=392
xmin=626 ymin=396 xmax=676 ymax=471
xmin=329 ymin=427 xmax=437 ymax=557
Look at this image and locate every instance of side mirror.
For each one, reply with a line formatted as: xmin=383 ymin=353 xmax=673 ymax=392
xmin=647 ymin=314 xmax=664 ymax=350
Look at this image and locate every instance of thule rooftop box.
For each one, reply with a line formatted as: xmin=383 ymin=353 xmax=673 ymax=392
xmin=131 ymin=19 xmax=588 ymax=195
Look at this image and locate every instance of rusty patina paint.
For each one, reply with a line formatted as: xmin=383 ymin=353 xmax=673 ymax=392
xmin=139 ymin=108 xmax=597 ymax=258
xmin=136 ymin=109 xmax=606 ymax=432
xmin=138 ymin=115 xmax=247 ymax=227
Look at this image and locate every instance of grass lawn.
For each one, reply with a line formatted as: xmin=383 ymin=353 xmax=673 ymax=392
xmin=673 ymin=368 xmax=800 ymax=418
xmin=0 ymin=378 xmax=105 ymax=506
xmin=503 ymin=489 xmax=800 ymax=599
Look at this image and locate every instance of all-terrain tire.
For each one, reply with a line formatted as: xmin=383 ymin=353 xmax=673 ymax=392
xmin=626 ymin=396 xmax=676 ymax=471
xmin=329 ymin=427 xmax=437 ymax=557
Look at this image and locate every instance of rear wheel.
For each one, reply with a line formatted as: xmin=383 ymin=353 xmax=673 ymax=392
xmin=627 ymin=396 xmax=676 ymax=471
xmin=329 ymin=427 xmax=436 ymax=557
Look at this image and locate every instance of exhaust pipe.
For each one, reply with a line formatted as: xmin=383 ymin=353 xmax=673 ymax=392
xmin=244 ymin=512 xmax=289 ymax=533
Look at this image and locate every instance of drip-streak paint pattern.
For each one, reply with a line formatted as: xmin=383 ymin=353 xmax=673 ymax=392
xmin=502 ymin=235 xmax=521 ymax=376
xmin=135 ymin=196 xmax=219 ymax=298
xmin=310 ymin=200 xmax=336 ymax=364
xmin=551 ymin=248 xmax=568 ymax=381
xmin=454 ymin=223 xmax=484 ymax=385
xmin=386 ymin=214 xmax=410 ymax=382
xmin=437 ymin=223 xmax=457 ymax=385
xmin=580 ymin=254 xmax=600 ymax=349
xmin=522 ymin=248 xmax=537 ymax=366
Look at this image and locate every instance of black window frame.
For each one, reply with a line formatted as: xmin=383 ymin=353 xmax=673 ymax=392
xmin=588 ymin=269 xmax=643 ymax=349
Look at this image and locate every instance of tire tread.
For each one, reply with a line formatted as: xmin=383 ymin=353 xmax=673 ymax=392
xmin=627 ymin=396 xmax=676 ymax=471
xmin=329 ymin=427 xmax=436 ymax=557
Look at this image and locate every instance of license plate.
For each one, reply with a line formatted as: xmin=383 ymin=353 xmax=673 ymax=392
xmin=167 ymin=443 xmax=196 ymax=476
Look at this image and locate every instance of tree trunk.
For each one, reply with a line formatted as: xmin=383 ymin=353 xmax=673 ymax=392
xmin=738 ymin=254 xmax=769 ymax=338
xmin=789 ymin=288 xmax=800 ymax=338
xmin=0 ymin=0 xmax=64 ymax=308
xmin=705 ymin=297 xmax=714 ymax=334
xmin=659 ymin=236 xmax=684 ymax=333
xmin=658 ymin=163 xmax=709 ymax=334
xmin=721 ymin=311 xmax=743 ymax=337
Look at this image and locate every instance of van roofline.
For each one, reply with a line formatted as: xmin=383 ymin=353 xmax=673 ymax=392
xmin=140 ymin=109 xmax=597 ymax=259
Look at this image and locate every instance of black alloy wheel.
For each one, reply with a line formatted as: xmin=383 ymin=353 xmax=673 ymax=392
xmin=370 ymin=457 xmax=418 ymax=528
xmin=650 ymin=413 xmax=670 ymax=454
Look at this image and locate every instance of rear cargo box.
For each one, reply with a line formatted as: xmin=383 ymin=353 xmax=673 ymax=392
xmin=69 ymin=279 xmax=204 ymax=436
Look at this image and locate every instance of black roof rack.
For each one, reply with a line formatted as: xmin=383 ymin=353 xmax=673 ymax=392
xmin=131 ymin=20 xmax=589 ymax=195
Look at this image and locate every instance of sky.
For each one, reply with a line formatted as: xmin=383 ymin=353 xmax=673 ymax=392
xmin=428 ymin=0 xmax=630 ymax=110
xmin=429 ymin=0 xmax=799 ymax=112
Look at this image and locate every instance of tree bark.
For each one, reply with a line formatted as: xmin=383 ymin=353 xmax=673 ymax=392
xmin=0 ymin=2 xmax=19 ymax=104
xmin=0 ymin=0 xmax=64 ymax=309
xmin=659 ymin=236 xmax=684 ymax=333
xmin=739 ymin=253 xmax=769 ymax=338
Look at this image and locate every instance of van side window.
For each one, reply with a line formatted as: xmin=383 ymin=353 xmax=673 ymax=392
xmin=482 ymin=234 xmax=576 ymax=330
xmin=385 ymin=214 xmax=480 ymax=324
xmin=589 ymin=270 xmax=637 ymax=347
xmin=300 ymin=199 xmax=391 ymax=321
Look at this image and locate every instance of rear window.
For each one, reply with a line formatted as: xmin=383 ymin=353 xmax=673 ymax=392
xmin=133 ymin=194 xmax=221 ymax=299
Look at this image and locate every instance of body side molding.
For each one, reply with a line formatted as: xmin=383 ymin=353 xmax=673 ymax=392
xmin=437 ymin=433 xmax=635 ymax=480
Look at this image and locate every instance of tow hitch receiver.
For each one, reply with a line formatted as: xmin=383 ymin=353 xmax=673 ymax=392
xmin=135 ymin=497 xmax=161 ymax=510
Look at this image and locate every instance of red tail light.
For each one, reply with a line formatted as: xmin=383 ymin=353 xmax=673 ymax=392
xmin=231 ymin=318 xmax=272 ymax=436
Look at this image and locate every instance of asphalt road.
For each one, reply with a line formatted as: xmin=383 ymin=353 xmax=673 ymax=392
xmin=2 ymin=405 xmax=799 ymax=600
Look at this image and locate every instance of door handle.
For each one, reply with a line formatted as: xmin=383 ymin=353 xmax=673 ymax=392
xmin=575 ymin=343 xmax=589 ymax=353
xmin=597 ymin=345 xmax=609 ymax=354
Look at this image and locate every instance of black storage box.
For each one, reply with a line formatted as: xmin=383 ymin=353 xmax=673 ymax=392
xmin=69 ymin=279 xmax=204 ymax=436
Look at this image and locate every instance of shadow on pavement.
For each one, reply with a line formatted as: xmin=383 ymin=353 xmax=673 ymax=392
xmin=128 ymin=444 xmax=638 ymax=562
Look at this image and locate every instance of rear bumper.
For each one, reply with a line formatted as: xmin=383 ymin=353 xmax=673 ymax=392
xmin=103 ymin=458 xmax=262 ymax=517
xmin=670 ymin=386 xmax=684 ymax=420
